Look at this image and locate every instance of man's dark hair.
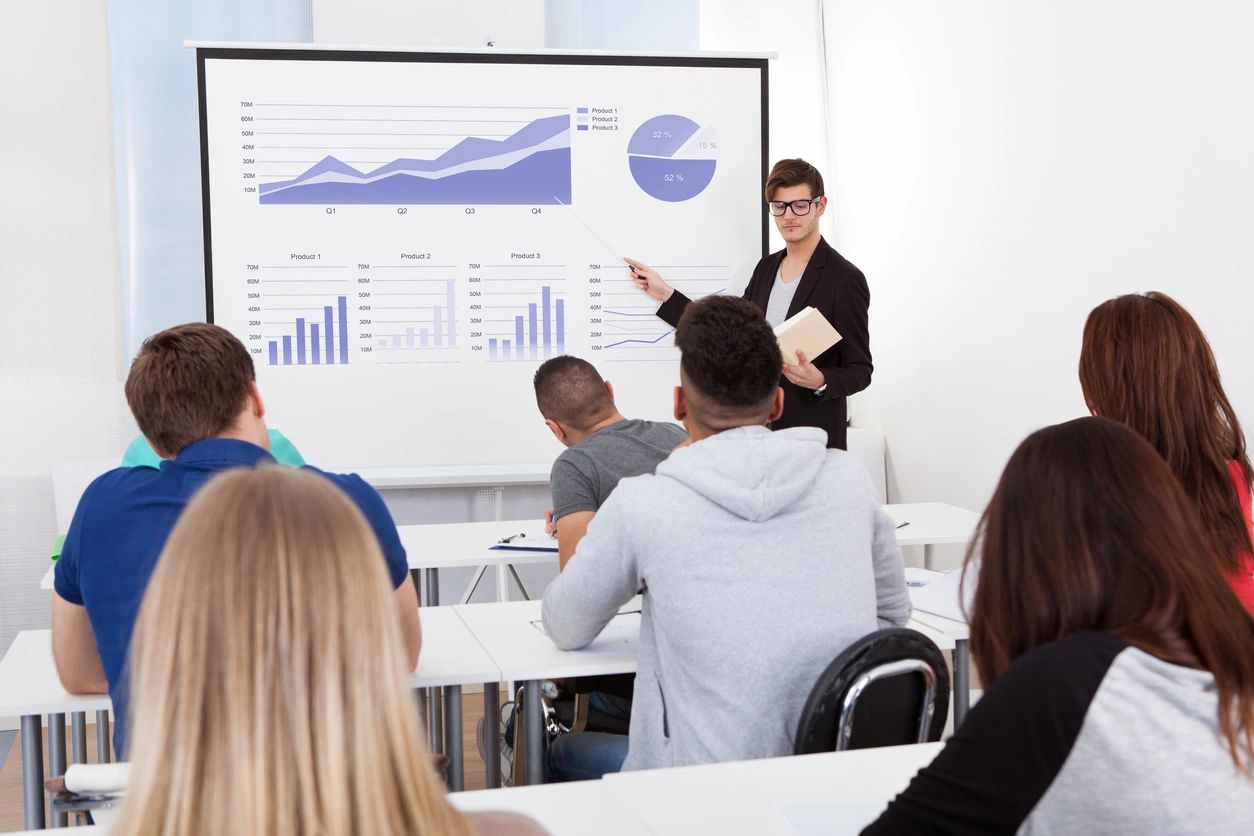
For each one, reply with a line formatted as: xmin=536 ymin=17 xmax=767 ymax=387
xmin=533 ymin=355 xmax=615 ymax=431
xmin=764 ymin=158 xmax=824 ymax=202
xmin=675 ymin=296 xmax=781 ymax=425
xmin=124 ymin=323 xmax=255 ymax=456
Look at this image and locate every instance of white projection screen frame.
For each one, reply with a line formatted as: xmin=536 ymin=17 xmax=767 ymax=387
xmin=197 ymin=46 xmax=768 ymax=469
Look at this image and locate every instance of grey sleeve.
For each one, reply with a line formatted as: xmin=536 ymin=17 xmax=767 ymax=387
xmin=541 ymin=492 xmax=642 ymax=650
xmin=871 ymin=506 xmax=911 ymax=627
xmin=550 ymin=455 xmax=599 ymax=520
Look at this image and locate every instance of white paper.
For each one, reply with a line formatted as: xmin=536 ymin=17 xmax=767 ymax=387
xmin=908 ymin=566 xmax=975 ymax=623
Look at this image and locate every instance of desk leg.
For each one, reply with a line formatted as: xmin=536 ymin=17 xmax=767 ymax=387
xmin=71 ymin=712 xmax=87 ymax=763
xmin=496 ymin=564 xmax=509 ymax=603
xmin=482 ymin=682 xmax=501 ymax=789
xmin=96 ymin=711 xmax=110 ymax=763
xmin=21 ymin=714 xmax=45 ymax=830
xmin=429 ymin=687 xmax=444 ymax=755
xmin=462 ymin=565 xmax=489 ymax=603
xmin=421 ymin=567 xmax=443 ymax=753
xmin=954 ymin=638 xmax=971 ymax=728
xmin=424 ymin=567 xmax=440 ymax=607
xmin=523 ymin=679 xmax=544 ymax=785
xmin=924 ymin=544 xmax=934 ymax=571
xmin=48 ymin=713 xmax=67 ymax=827
xmin=443 ymin=685 xmax=464 ymax=791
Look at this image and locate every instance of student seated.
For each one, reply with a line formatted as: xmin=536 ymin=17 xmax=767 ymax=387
xmin=51 ymin=323 xmax=421 ymax=754
xmin=111 ymin=468 xmax=544 ymax=836
xmin=532 ymin=355 xmax=687 ymax=780
xmin=864 ymin=417 xmax=1254 ymax=834
xmin=541 ymin=296 xmax=911 ymax=771
xmin=1080 ymin=291 xmax=1254 ymax=613
xmin=534 ymin=355 xmax=687 ymax=569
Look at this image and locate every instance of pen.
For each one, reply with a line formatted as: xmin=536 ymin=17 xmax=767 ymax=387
xmin=498 ymin=532 xmax=527 ymax=544
xmin=896 ymin=521 xmax=910 ymax=529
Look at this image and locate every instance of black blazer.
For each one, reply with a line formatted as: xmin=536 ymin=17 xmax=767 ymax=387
xmin=655 ymin=237 xmax=872 ymax=449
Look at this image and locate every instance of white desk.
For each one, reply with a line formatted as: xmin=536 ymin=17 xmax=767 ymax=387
xmin=602 ymin=743 xmax=942 ymax=835
xmin=454 ymin=599 xmax=639 ymax=785
xmin=400 ymin=519 xmax=558 ymax=606
xmin=0 ymin=631 xmax=112 ymax=830
xmin=452 ymin=781 xmax=650 ymax=836
xmin=885 ymin=502 xmax=981 ymax=569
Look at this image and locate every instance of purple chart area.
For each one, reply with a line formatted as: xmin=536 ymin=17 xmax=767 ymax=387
xmin=627 ymin=114 xmax=717 ymax=202
xmin=258 ymin=114 xmax=572 ymax=205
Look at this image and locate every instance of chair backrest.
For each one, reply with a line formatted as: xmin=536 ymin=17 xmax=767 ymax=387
xmin=794 ymin=628 xmax=949 ymax=754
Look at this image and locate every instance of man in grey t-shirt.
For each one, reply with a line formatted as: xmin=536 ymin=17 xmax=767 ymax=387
xmin=534 ymin=356 xmax=687 ymax=569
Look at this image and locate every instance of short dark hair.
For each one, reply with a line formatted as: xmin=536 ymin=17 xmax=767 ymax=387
xmin=764 ymin=158 xmax=824 ymax=202
xmin=533 ymin=355 xmax=615 ymax=431
xmin=675 ymin=296 xmax=781 ymax=425
xmin=124 ymin=323 xmax=255 ymax=456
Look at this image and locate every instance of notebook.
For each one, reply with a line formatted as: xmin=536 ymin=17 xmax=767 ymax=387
xmin=775 ymin=306 xmax=842 ymax=362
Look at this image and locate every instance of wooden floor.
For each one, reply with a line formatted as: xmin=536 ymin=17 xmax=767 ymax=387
xmin=0 ymin=697 xmax=491 ymax=832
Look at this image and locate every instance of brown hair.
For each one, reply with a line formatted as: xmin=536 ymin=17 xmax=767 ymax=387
xmin=114 ymin=468 xmax=475 ymax=836
xmin=124 ymin=323 xmax=256 ymax=457
xmin=533 ymin=355 xmax=615 ymax=431
xmin=1079 ymin=292 xmax=1253 ymax=572
xmin=764 ymin=158 xmax=824 ymax=202
xmin=967 ymin=416 xmax=1254 ymax=768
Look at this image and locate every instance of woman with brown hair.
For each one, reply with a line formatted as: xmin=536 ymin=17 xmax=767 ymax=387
xmin=111 ymin=467 xmax=543 ymax=836
xmin=1079 ymin=291 xmax=1254 ymax=614
xmin=864 ymin=417 xmax=1254 ymax=834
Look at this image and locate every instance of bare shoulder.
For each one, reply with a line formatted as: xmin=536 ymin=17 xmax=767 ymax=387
xmin=465 ymin=809 xmax=551 ymax=836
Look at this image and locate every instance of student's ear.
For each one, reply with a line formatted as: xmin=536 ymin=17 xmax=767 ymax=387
xmin=544 ymin=418 xmax=567 ymax=444
xmin=815 ymin=195 xmax=828 ymax=218
xmin=673 ymin=386 xmax=688 ymax=422
xmin=604 ymin=380 xmax=615 ymax=402
xmin=247 ymin=381 xmax=266 ymax=419
xmin=768 ymin=387 xmax=784 ymax=421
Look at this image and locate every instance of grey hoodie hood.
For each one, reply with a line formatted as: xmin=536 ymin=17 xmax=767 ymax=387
xmin=655 ymin=425 xmax=829 ymax=522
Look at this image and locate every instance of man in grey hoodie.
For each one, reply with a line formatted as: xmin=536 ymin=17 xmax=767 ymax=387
xmin=541 ymin=295 xmax=911 ymax=772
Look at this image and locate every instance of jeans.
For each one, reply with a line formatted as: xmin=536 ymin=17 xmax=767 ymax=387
xmin=546 ymin=730 xmax=630 ymax=782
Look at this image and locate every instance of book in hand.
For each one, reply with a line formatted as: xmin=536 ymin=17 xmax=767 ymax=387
xmin=774 ymin=306 xmax=841 ymax=362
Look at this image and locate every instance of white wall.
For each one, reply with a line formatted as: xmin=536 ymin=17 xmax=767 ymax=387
xmin=824 ymin=1 xmax=1254 ymax=537
xmin=0 ymin=0 xmax=135 ymax=656
xmin=700 ymin=0 xmax=831 ymax=253
xmin=313 ymin=0 xmax=544 ymax=47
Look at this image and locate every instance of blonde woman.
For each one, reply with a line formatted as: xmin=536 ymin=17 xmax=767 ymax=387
xmin=112 ymin=467 xmax=544 ymax=836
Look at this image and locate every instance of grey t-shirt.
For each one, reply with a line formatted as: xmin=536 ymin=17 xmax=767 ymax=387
xmin=550 ymin=418 xmax=687 ymax=519
xmin=764 ymin=268 xmax=802 ymax=327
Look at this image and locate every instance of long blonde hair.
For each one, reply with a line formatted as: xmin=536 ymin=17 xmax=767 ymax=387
xmin=112 ymin=467 xmax=474 ymax=836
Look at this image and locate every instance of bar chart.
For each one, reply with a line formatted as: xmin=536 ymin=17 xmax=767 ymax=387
xmin=486 ymin=284 xmax=567 ymax=362
xmin=267 ymin=295 xmax=350 ymax=366
xmin=374 ymin=278 xmax=458 ymax=354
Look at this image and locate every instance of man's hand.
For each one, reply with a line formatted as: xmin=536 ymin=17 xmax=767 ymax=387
xmin=544 ymin=509 xmax=557 ymax=536
xmin=782 ymin=349 xmax=826 ymax=390
xmin=624 ymin=257 xmax=674 ymax=302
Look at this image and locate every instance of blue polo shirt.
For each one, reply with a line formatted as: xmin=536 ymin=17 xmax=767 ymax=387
xmin=54 ymin=438 xmax=408 ymax=754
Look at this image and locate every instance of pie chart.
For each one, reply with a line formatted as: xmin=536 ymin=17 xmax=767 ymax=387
xmin=627 ymin=114 xmax=717 ymax=202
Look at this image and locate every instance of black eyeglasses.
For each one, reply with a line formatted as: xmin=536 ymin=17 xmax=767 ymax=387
xmin=766 ymin=196 xmax=824 ymax=217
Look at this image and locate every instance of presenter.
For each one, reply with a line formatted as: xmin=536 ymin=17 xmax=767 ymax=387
xmin=625 ymin=158 xmax=871 ymax=449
